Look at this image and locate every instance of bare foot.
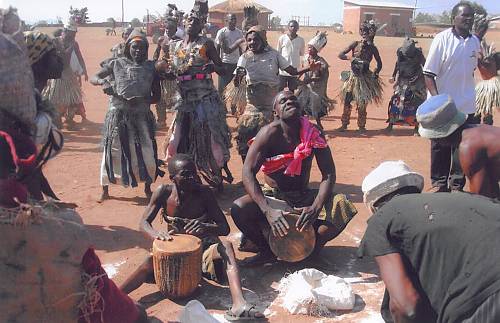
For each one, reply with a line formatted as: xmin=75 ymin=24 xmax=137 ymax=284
xmin=225 ymin=303 xmax=265 ymax=321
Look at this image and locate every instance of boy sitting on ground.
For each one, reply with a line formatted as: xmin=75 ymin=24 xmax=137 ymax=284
xmin=120 ymin=154 xmax=264 ymax=321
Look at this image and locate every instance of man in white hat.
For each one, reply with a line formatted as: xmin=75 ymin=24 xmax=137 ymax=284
xmin=423 ymin=1 xmax=488 ymax=192
xmin=417 ymin=94 xmax=500 ymax=199
xmin=359 ymin=161 xmax=500 ymax=323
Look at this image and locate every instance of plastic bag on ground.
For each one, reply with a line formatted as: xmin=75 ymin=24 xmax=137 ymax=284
xmin=179 ymin=300 xmax=219 ymax=323
xmin=278 ymin=268 xmax=355 ymax=315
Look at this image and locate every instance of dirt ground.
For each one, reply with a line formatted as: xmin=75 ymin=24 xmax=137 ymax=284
xmin=40 ymin=27 xmax=499 ymax=322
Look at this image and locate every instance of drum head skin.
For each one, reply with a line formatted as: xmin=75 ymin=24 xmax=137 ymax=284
xmin=268 ymin=213 xmax=316 ymax=262
xmin=153 ymin=234 xmax=201 ymax=254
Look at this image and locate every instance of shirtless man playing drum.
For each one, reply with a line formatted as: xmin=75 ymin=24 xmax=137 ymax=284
xmin=231 ymin=90 xmax=357 ymax=266
xmin=120 ymin=154 xmax=264 ymax=321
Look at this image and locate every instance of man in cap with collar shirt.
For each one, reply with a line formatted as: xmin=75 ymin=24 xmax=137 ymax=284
xmin=417 ymin=94 xmax=500 ymax=199
xmin=359 ymin=160 xmax=500 ymax=323
xmin=422 ymin=1 xmax=489 ymax=193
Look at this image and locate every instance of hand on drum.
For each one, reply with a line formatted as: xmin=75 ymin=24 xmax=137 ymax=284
xmin=184 ymin=219 xmax=207 ymax=237
xmin=295 ymin=206 xmax=319 ymax=232
xmin=265 ymin=208 xmax=290 ymax=238
xmin=155 ymin=229 xmax=174 ymax=241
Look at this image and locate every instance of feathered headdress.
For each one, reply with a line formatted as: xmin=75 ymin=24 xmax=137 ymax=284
xmin=308 ymin=31 xmax=328 ymax=52
xmin=189 ymin=0 xmax=208 ymax=23
xmin=242 ymin=5 xmax=259 ymax=31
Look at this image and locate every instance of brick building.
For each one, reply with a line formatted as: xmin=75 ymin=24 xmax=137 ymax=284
xmin=343 ymin=0 xmax=415 ymax=37
xmin=209 ymin=0 xmax=273 ymax=29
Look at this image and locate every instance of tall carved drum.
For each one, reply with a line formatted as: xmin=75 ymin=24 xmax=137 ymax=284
xmin=152 ymin=234 xmax=202 ymax=298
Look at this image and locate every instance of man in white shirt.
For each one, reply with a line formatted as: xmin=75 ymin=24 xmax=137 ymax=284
xmin=215 ymin=14 xmax=244 ymax=94
xmin=423 ymin=1 xmax=487 ymax=193
xmin=277 ymin=20 xmax=305 ymax=91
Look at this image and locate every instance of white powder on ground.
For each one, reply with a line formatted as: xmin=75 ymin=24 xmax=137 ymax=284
xmin=102 ymin=260 xmax=126 ymax=279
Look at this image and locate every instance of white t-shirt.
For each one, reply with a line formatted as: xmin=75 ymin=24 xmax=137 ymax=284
xmin=423 ymin=28 xmax=481 ymax=114
xmin=236 ymin=47 xmax=290 ymax=87
xmin=277 ymin=34 xmax=305 ymax=76
xmin=214 ymin=27 xmax=244 ymax=64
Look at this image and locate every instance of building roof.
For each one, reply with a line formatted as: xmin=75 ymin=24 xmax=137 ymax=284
xmin=209 ymin=0 xmax=273 ymax=14
xmin=344 ymin=0 xmax=415 ymax=10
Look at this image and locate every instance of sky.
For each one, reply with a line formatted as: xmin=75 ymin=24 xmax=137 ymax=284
xmin=1 ymin=0 xmax=499 ymax=25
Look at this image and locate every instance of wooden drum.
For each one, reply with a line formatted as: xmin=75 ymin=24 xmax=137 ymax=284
xmin=268 ymin=212 xmax=316 ymax=263
xmin=152 ymin=234 xmax=202 ymax=299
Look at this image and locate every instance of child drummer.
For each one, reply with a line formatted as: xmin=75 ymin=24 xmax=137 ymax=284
xmin=120 ymin=154 xmax=264 ymax=321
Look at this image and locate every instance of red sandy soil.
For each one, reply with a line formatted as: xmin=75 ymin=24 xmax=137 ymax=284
xmin=39 ymin=27 xmax=499 ymax=322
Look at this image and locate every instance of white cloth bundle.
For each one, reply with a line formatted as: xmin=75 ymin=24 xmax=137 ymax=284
xmin=277 ymin=268 xmax=355 ymax=315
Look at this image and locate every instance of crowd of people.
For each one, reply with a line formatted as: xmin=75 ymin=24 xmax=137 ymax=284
xmin=0 ymin=0 xmax=499 ymax=322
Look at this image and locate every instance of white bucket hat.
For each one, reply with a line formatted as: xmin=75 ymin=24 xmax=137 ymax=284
xmin=362 ymin=160 xmax=424 ymax=211
xmin=416 ymin=94 xmax=466 ymax=139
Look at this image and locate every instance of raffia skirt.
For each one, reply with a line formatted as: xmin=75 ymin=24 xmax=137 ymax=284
xmin=340 ymin=71 xmax=384 ymax=106
xmin=43 ymin=68 xmax=83 ymax=107
xmin=236 ymin=83 xmax=278 ymax=157
xmin=475 ymin=76 xmax=500 ymax=118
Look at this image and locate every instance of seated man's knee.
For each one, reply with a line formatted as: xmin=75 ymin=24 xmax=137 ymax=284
xmin=230 ymin=195 xmax=250 ymax=220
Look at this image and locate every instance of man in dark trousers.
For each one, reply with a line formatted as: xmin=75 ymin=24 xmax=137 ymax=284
xmin=423 ymin=1 xmax=488 ymax=192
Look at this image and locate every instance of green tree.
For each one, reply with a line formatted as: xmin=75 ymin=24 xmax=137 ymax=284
xmin=438 ymin=10 xmax=451 ymax=23
xmin=414 ymin=12 xmax=437 ymax=23
xmin=69 ymin=6 xmax=90 ymax=24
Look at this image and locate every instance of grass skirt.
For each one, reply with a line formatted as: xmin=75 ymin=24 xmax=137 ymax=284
xmin=236 ymin=83 xmax=277 ymax=157
xmin=222 ymin=79 xmax=247 ymax=117
xmin=158 ymin=79 xmax=179 ymax=109
xmin=43 ymin=68 xmax=83 ymax=107
xmin=340 ymin=71 xmax=384 ymax=106
xmin=475 ymin=76 xmax=500 ymax=117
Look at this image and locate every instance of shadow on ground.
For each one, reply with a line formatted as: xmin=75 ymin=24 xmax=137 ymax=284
xmin=86 ymin=224 xmax=151 ymax=251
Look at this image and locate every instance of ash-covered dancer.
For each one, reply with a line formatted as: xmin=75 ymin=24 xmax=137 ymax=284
xmin=153 ymin=16 xmax=182 ymax=128
xmin=163 ymin=1 xmax=233 ymax=190
xmin=297 ymin=31 xmax=333 ymax=130
xmin=91 ymin=30 xmax=162 ymax=202
xmin=386 ymin=37 xmax=426 ymax=134
xmin=338 ymin=21 xmax=383 ymax=132
xmin=42 ymin=20 xmax=88 ymax=128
